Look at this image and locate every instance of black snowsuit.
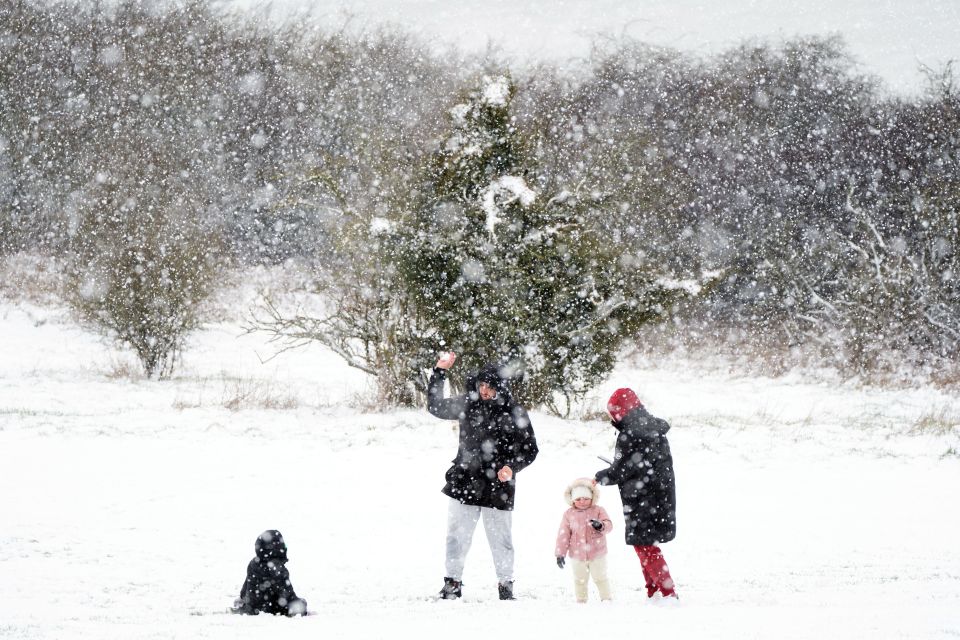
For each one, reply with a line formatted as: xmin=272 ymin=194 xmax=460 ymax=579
xmin=595 ymin=406 xmax=677 ymax=546
xmin=233 ymin=530 xmax=307 ymax=616
xmin=428 ymin=364 xmax=539 ymax=511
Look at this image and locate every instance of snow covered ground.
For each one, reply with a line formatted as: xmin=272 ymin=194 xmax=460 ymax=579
xmin=227 ymin=0 xmax=960 ymax=96
xmin=2 ymin=298 xmax=959 ymax=639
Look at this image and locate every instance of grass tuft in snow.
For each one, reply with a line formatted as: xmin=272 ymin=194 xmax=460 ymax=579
xmin=171 ymin=373 xmax=300 ymax=411
xmin=910 ymin=406 xmax=960 ymax=437
xmin=96 ymin=356 xmax=148 ymax=381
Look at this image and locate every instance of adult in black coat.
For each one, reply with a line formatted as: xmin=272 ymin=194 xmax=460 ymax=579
xmin=428 ymin=351 xmax=539 ymax=600
xmin=595 ymin=388 xmax=679 ymax=599
xmin=232 ymin=530 xmax=308 ymax=616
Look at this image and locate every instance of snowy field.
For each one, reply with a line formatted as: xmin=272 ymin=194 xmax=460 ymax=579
xmin=228 ymin=0 xmax=960 ymax=96
xmin=2 ymin=297 xmax=960 ymax=639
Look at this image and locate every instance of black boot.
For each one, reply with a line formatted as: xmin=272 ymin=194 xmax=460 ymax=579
xmin=498 ymin=581 xmax=515 ymax=601
xmin=438 ymin=577 xmax=462 ymax=600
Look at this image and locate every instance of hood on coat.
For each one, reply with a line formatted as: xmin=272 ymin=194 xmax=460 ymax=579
xmin=466 ymin=363 xmax=515 ymax=404
xmin=563 ymin=477 xmax=601 ymax=506
xmin=620 ymin=405 xmax=671 ymax=436
xmin=255 ymin=529 xmax=288 ymax=562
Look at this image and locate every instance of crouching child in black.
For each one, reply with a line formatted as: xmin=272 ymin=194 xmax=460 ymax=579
xmin=231 ymin=530 xmax=308 ymax=616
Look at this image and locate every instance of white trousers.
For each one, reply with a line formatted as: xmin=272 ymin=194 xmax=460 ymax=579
xmin=570 ymin=556 xmax=612 ymax=602
xmin=445 ymin=498 xmax=514 ymax=583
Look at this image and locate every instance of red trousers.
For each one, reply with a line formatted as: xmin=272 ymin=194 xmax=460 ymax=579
xmin=634 ymin=545 xmax=677 ymax=598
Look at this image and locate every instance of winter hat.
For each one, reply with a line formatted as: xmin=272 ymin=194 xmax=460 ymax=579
xmin=565 ymin=478 xmax=599 ymax=506
xmin=571 ymin=485 xmax=593 ymax=501
xmin=607 ymin=388 xmax=642 ymax=423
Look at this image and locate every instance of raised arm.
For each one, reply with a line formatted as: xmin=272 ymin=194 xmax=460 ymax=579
xmin=427 ymin=367 xmax=466 ymax=420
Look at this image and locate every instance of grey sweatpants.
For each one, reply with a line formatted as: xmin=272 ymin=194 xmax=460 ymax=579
xmin=445 ymin=497 xmax=514 ymax=583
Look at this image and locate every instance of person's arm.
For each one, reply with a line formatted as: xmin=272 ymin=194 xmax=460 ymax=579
xmin=554 ymin=511 xmax=572 ymax=558
xmin=506 ymin=406 xmax=538 ymax=474
xmin=235 ymin=560 xmax=257 ymax=611
xmin=280 ymin=566 xmax=297 ymax=602
xmin=595 ymin=461 xmax=624 ymax=486
xmin=597 ymin=506 xmax=614 ymax=534
xmin=652 ymin=439 xmax=676 ymax=513
xmin=239 ymin=565 xmax=249 ymax=600
xmin=427 ymin=367 xmax=466 ymax=420
xmin=276 ymin=565 xmax=306 ymax=614
xmin=595 ymin=436 xmax=631 ymax=486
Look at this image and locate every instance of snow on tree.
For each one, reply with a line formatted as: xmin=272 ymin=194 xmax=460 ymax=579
xmin=2 ymin=0 xmax=958 ymax=389
xmin=65 ymin=145 xmax=222 ymax=378
xmin=396 ymin=73 xmax=700 ymax=411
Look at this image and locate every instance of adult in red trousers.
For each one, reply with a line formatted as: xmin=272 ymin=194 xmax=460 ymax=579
xmin=595 ymin=388 xmax=678 ymax=599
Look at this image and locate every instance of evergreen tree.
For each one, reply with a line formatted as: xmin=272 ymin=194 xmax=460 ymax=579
xmin=398 ymin=74 xmax=687 ymax=411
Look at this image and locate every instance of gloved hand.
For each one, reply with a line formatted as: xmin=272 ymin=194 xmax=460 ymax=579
xmin=556 ymin=556 xmax=565 ymax=569
xmin=590 ymin=519 xmax=603 ymax=531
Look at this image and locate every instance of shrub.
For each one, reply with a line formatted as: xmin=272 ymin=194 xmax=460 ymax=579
xmin=66 ymin=163 xmax=222 ymax=378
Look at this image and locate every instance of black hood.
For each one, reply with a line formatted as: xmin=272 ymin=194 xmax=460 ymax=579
xmin=255 ymin=529 xmax=288 ymax=562
xmin=619 ymin=406 xmax=670 ymax=436
xmin=468 ymin=363 xmax=514 ymax=404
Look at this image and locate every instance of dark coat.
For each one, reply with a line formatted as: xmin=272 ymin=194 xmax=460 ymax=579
xmin=235 ymin=530 xmax=307 ymax=616
xmin=428 ymin=364 xmax=539 ymax=511
xmin=595 ymin=406 xmax=676 ymax=546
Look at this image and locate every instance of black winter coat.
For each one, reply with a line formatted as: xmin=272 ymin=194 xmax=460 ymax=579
xmin=595 ymin=407 xmax=676 ymax=546
xmin=235 ymin=530 xmax=307 ymax=616
xmin=428 ymin=365 xmax=539 ymax=511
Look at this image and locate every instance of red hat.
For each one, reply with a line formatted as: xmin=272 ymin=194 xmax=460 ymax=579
xmin=607 ymin=388 xmax=642 ymax=423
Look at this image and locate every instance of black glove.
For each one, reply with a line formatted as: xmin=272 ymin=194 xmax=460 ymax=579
xmin=556 ymin=556 xmax=565 ymax=569
xmin=590 ymin=519 xmax=603 ymax=531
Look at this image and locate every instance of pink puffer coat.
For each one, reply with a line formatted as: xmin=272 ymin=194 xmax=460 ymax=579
xmin=554 ymin=478 xmax=613 ymax=562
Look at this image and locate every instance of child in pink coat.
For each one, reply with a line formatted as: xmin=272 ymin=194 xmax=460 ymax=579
xmin=555 ymin=477 xmax=614 ymax=603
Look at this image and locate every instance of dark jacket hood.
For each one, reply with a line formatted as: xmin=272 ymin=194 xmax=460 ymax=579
xmin=255 ymin=530 xmax=288 ymax=562
xmin=615 ymin=406 xmax=670 ymax=436
xmin=467 ymin=363 xmax=514 ymax=405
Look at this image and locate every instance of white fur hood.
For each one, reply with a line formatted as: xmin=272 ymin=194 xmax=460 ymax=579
xmin=563 ymin=477 xmax=600 ymax=506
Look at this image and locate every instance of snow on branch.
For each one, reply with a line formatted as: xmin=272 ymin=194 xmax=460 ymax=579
xmin=480 ymin=176 xmax=537 ymax=235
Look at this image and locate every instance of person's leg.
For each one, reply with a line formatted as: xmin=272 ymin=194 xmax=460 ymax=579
xmin=591 ymin=555 xmax=613 ymax=601
xmin=634 ymin=545 xmax=677 ymax=598
xmin=570 ymin=559 xmax=590 ymax=603
xmin=445 ymin=498 xmax=481 ymax=581
xmin=634 ymin=546 xmax=657 ymax=597
xmin=480 ymin=506 xmax=514 ymax=584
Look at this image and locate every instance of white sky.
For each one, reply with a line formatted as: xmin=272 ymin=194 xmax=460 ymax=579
xmin=228 ymin=0 xmax=960 ymax=96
